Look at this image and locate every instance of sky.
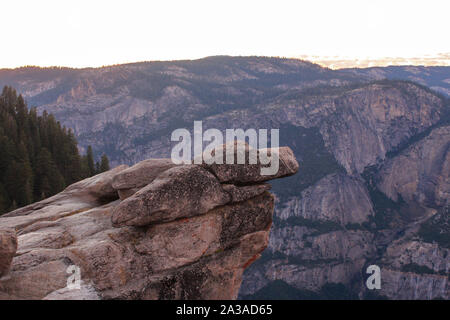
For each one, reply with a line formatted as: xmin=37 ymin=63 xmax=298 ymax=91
xmin=1 ymin=0 xmax=449 ymax=68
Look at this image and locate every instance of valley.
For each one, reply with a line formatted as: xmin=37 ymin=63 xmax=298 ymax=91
xmin=0 ymin=56 xmax=448 ymax=299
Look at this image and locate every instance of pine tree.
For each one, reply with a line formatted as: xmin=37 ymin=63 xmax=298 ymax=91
xmin=0 ymin=86 xmax=106 ymax=215
xmin=86 ymin=145 xmax=95 ymax=176
xmin=34 ymin=148 xmax=65 ymax=199
xmin=64 ymin=130 xmax=82 ymax=184
xmin=0 ymin=183 xmax=9 ymax=213
xmin=100 ymin=154 xmax=110 ymax=173
xmin=4 ymin=160 xmax=33 ymax=207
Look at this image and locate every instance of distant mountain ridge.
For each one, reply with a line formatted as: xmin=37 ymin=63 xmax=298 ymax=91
xmin=341 ymin=65 xmax=450 ymax=97
xmin=0 ymin=56 xmax=366 ymax=164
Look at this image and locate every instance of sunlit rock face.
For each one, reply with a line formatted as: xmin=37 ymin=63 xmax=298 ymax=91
xmin=0 ymin=146 xmax=298 ymax=300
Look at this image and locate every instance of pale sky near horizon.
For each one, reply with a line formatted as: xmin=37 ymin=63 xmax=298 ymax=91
xmin=1 ymin=0 xmax=449 ymax=68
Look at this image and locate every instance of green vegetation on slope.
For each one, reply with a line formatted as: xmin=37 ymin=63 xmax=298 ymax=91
xmin=274 ymin=216 xmax=342 ymax=235
xmin=242 ymin=280 xmax=358 ymax=300
xmin=401 ymin=263 xmax=446 ymax=276
xmin=418 ymin=206 xmax=450 ymax=249
xmin=0 ymin=86 xmax=109 ymax=214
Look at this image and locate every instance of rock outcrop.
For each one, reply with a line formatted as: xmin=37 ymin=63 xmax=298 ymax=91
xmin=111 ymin=159 xmax=178 ymax=200
xmin=0 ymin=145 xmax=298 ymax=300
xmin=111 ymin=165 xmax=231 ymax=227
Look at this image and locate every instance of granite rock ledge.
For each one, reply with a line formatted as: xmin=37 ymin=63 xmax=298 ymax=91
xmin=0 ymin=144 xmax=298 ymax=300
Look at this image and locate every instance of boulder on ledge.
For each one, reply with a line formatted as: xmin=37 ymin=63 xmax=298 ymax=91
xmin=199 ymin=142 xmax=299 ymax=184
xmin=111 ymin=165 xmax=231 ymax=227
xmin=112 ymin=159 xmax=178 ymax=200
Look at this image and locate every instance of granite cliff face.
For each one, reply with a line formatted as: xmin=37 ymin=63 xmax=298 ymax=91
xmin=377 ymin=125 xmax=449 ymax=208
xmin=0 ymin=144 xmax=299 ymax=300
xmin=240 ymin=124 xmax=449 ymax=300
xmin=0 ymin=57 xmax=448 ymax=299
